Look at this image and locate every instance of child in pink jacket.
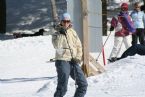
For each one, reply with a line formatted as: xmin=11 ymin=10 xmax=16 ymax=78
xmin=109 ymin=3 xmax=136 ymax=62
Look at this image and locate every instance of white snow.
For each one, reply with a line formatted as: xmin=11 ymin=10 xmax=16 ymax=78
xmin=1 ymin=35 xmax=145 ymax=97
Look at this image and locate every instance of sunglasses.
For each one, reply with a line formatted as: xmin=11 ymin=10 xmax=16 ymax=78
xmin=62 ymin=20 xmax=70 ymax=23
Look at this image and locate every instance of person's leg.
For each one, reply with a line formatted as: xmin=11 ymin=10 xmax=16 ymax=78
xmin=120 ymin=44 xmax=138 ymax=59
xmin=54 ymin=60 xmax=71 ymax=97
xmin=123 ymin=35 xmax=131 ymax=49
xmin=109 ymin=36 xmax=123 ymax=59
xmin=70 ymin=63 xmax=88 ymax=97
xmin=138 ymin=29 xmax=145 ymax=45
xmin=136 ymin=44 xmax=145 ymax=55
xmin=132 ymin=32 xmax=138 ymax=45
xmin=21 ymin=33 xmax=33 ymax=37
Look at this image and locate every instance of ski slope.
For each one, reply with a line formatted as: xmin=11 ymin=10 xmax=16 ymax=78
xmin=0 ymin=35 xmax=145 ymax=97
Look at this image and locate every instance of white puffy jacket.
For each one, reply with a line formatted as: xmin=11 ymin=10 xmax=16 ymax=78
xmin=52 ymin=28 xmax=82 ymax=61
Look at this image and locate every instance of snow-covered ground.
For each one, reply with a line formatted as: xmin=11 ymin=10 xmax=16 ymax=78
xmin=0 ymin=35 xmax=145 ymax=97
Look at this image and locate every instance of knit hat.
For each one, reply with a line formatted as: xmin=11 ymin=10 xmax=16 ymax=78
xmin=121 ymin=3 xmax=128 ymax=11
xmin=60 ymin=13 xmax=71 ymax=21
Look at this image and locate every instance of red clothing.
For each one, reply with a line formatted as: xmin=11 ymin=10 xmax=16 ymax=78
xmin=111 ymin=15 xmax=132 ymax=37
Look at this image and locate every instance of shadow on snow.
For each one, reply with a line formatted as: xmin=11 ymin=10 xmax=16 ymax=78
xmin=0 ymin=76 xmax=56 ymax=83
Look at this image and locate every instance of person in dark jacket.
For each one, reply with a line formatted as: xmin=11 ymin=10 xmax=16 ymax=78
xmin=108 ymin=44 xmax=145 ymax=62
xmin=13 ymin=29 xmax=45 ymax=38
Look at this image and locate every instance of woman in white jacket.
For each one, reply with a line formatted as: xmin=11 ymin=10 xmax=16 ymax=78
xmin=52 ymin=13 xmax=88 ymax=97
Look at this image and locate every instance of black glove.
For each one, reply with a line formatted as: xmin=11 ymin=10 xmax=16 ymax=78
xmin=110 ymin=26 xmax=114 ymax=31
xmin=59 ymin=27 xmax=67 ymax=35
xmin=71 ymin=58 xmax=81 ymax=64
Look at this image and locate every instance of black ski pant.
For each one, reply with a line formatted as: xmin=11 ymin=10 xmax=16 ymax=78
xmin=119 ymin=44 xmax=145 ymax=59
xmin=132 ymin=28 xmax=145 ymax=45
xmin=54 ymin=60 xmax=88 ymax=97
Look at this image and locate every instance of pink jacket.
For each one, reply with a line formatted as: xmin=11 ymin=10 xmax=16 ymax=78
xmin=111 ymin=15 xmax=132 ymax=37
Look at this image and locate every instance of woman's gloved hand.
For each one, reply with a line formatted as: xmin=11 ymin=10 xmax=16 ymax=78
xmin=71 ymin=58 xmax=81 ymax=64
xmin=59 ymin=27 xmax=67 ymax=35
xmin=110 ymin=26 xmax=114 ymax=31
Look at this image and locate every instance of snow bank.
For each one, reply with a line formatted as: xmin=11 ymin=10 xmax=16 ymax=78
xmin=1 ymin=36 xmax=145 ymax=97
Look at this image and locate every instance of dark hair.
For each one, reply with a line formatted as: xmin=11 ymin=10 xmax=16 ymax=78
xmin=134 ymin=2 xmax=140 ymax=7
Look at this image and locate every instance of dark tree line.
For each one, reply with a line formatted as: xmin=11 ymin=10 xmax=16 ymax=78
xmin=102 ymin=0 xmax=107 ymax=36
xmin=0 ymin=0 xmax=105 ymax=34
xmin=0 ymin=0 xmax=6 ymax=33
